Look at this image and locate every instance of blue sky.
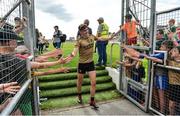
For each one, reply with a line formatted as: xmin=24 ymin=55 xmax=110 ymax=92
xmin=35 ymin=0 xmax=180 ymax=39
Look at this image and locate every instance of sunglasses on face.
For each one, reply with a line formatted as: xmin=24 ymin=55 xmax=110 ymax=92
xmin=81 ymin=28 xmax=88 ymax=32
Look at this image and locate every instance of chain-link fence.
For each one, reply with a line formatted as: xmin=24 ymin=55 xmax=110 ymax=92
xmin=0 ymin=0 xmax=38 ymax=115
xmin=149 ymin=7 xmax=180 ymax=115
xmin=118 ymin=0 xmax=156 ymax=112
xmin=119 ymin=1 xmax=180 ymax=115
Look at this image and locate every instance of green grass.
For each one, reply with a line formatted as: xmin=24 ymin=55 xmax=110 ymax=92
xmin=38 ymin=70 xmax=108 ymax=82
xmin=45 ymin=41 xmax=120 ymax=67
xmin=40 ymin=82 xmax=115 ymax=98
xmin=39 ymin=42 xmax=122 ymax=110
xmin=40 ymin=76 xmax=112 ymax=90
xmin=41 ymin=90 xmax=121 ymax=110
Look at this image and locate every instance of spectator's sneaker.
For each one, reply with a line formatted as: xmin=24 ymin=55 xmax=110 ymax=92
xmin=89 ymin=101 xmax=99 ymax=109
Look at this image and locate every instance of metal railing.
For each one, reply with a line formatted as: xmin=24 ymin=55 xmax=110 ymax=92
xmin=109 ymin=41 xmax=121 ymax=67
xmin=148 ymin=7 xmax=180 ymax=115
xmin=0 ymin=0 xmax=38 ymax=115
xmin=118 ymin=0 xmax=156 ymax=112
xmin=1 ymin=77 xmax=32 ymax=115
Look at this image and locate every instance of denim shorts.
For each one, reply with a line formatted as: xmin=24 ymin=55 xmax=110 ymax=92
xmin=154 ymin=75 xmax=168 ymax=90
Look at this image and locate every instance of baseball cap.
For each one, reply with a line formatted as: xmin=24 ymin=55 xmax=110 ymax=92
xmin=97 ymin=17 xmax=104 ymax=21
xmin=78 ymin=24 xmax=87 ymax=31
xmin=14 ymin=17 xmax=21 ymax=21
xmin=125 ymin=14 xmax=132 ymax=19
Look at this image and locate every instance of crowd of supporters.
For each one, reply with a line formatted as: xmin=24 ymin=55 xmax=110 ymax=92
xmin=115 ymin=16 xmax=180 ymax=115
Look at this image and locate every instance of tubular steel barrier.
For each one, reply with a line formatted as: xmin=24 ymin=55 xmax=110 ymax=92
xmin=109 ymin=41 xmax=121 ymax=67
xmin=149 ymin=6 xmax=180 ymax=115
xmin=0 ymin=0 xmax=38 ymax=115
xmin=118 ymin=0 xmax=156 ymax=112
xmin=149 ymin=64 xmax=180 ymax=115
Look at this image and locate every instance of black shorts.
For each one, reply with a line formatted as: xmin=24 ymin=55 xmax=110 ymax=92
xmin=78 ymin=61 xmax=95 ymax=74
xmin=169 ymin=84 xmax=180 ymax=103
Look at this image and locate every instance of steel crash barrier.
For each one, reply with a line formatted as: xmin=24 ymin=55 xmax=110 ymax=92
xmin=149 ymin=7 xmax=180 ymax=115
xmin=112 ymin=0 xmax=180 ymax=115
xmin=117 ymin=0 xmax=156 ymax=112
xmin=0 ymin=0 xmax=38 ymax=115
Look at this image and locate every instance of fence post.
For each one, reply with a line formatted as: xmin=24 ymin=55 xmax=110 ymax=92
xmin=119 ymin=0 xmax=125 ymax=91
xmin=22 ymin=0 xmax=39 ymax=115
xmin=29 ymin=0 xmax=36 ymax=52
xmin=22 ymin=1 xmax=33 ymax=55
xmin=146 ymin=0 xmax=156 ymax=112
xmin=31 ymin=76 xmax=40 ymax=115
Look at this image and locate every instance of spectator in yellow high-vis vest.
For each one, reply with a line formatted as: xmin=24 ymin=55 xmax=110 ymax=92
xmin=96 ymin=17 xmax=109 ymax=66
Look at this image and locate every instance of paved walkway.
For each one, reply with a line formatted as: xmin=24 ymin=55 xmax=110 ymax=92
xmin=41 ymin=98 xmax=151 ymax=115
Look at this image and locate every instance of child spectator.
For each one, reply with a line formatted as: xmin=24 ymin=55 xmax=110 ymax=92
xmin=112 ymin=14 xmax=140 ymax=45
xmin=144 ymin=40 xmax=174 ymax=114
xmin=156 ymin=29 xmax=166 ymax=50
xmin=116 ymin=54 xmax=137 ymax=78
xmin=132 ymin=61 xmax=145 ymax=104
xmin=176 ymin=22 xmax=180 ymax=43
xmin=120 ymin=40 xmax=174 ymax=113
xmin=13 ymin=17 xmax=27 ymax=35
xmin=168 ymin=19 xmax=176 ymax=33
xmin=168 ymin=46 xmax=180 ymax=115
xmin=117 ymin=52 xmax=145 ymax=104
xmin=132 ymin=61 xmax=145 ymax=83
xmin=167 ymin=31 xmax=179 ymax=46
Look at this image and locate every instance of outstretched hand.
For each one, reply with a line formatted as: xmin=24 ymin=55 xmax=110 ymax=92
xmin=120 ymin=44 xmax=141 ymax=58
xmin=58 ymin=57 xmax=67 ymax=64
xmin=116 ymin=60 xmax=124 ymax=65
xmin=123 ymin=52 xmax=130 ymax=57
xmin=63 ymin=54 xmax=74 ymax=63
xmin=60 ymin=67 xmax=70 ymax=73
xmin=97 ymin=36 xmax=114 ymax=41
xmin=2 ymin=82 xmax=20 ymax=94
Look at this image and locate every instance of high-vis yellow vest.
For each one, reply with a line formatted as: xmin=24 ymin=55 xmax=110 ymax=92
xmin=100 ymin=23 xmax=109 ymax=38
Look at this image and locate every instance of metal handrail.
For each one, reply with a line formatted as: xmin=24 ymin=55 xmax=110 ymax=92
xmin=0 ymin=78 xmax=32 ymax=115
xmin=109 ymin=41 xmax=121 ymax=67
xmin=157 ymin=6 xmax=180 ymax=15
xmin=127 ymin=78 xmax=148 ymax=91
xmin=154 ymin=64 xmax=180 ymax=71
xmin=125 ymin=45 xmax=150 ymax=51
